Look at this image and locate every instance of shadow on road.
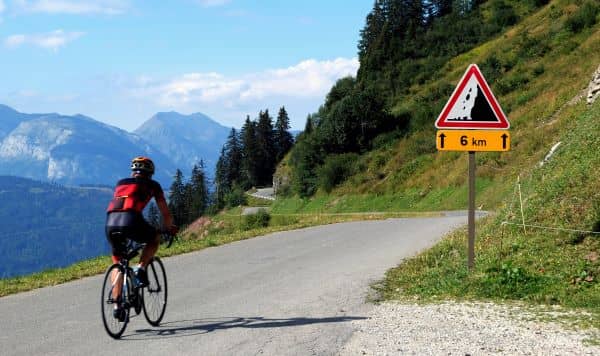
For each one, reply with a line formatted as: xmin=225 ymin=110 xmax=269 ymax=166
xmin=124 ymin=315 xmax=366 ymax=340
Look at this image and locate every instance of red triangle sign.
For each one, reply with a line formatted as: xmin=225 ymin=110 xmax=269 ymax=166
xmin=435 ymin=64 xmax=510 ymax=129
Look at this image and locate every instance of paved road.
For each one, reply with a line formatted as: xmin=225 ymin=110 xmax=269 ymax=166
xmin=249 ymin=187 xmax=275 ymax=201
xmin=0 ymin=215 xmax=467 ymax=355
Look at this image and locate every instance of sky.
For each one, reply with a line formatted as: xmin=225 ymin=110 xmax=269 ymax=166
xmin=0 ymin=0 xmax=371 ymax=131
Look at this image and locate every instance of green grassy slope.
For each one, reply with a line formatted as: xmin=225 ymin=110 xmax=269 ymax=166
xmin=381 ymin=100 xmax=599 ymax=326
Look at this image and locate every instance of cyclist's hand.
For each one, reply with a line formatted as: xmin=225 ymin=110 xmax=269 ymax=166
xmin=168 ymin=224 xmax=179 ymax=235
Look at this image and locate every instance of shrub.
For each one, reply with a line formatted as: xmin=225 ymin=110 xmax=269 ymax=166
xmin=224 ymin=185 xmax=247 ymax=208
xmin=565 ymin=1 xmax=599 ymax=33
xmin=317 ymin=153 xmax=360 ymax=193
xmin=243 ymin=209 xmax=271 ymax=229
xmin=496 ymin=72 xmax=530 ymax=95
xmin=480 ymin=55 xmax=503 ymax=84
xmin=491 ymin=0 xmax=519 ymax=28
xmin=481 ymin=261 xmax=545 ymax=299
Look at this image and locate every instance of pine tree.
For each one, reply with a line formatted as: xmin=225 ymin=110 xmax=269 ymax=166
xmin=304 ymin=114 xmax=314 ymax=135
xmin=241 ymin=116 xmax=259 ymax=187
xmin=183 ymin=181 xmax=194 ymax=225
xmin=224 ymin=128 xmax=245 ymax=188
xmin=214 ymin=147 xmax=228 ymax=209
xmin=168 ymin=169 xmax=187 ymax=227
xmin=189 ymin=162 xmax=208 ymax=220
xmin=274 ymin=106 xmax=294 ymax=163
xmin=255 ymin=109 xmax=276 ymax=186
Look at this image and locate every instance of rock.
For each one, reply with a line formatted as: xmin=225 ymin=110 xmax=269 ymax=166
xmin=587 ymin=64 xmax=600 ymax=105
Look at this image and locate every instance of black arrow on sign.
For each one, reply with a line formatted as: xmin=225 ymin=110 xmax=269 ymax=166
xmin=439 ymin=133 xmax=446 ymax=148
xmin=501 ymin=133 xmax=508 ymax=149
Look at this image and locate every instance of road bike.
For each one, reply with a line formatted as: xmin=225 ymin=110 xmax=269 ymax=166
xmin=100 ymin=231 xmax=174 ymax=339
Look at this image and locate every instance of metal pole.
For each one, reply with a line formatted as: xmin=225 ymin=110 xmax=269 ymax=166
xmin=468 ymin=151 xmax=476 ymax=271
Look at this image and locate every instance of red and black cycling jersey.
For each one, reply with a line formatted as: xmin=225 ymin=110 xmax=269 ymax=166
xmin=106 ymin=177 xmax=165 ymax=214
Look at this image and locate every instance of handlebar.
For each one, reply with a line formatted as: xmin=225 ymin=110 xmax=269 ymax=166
xmin=159 ymin=230 xmax=176 ymax=248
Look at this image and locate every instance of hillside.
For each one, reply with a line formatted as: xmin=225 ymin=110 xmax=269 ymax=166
xmin=0 ymin=176 xmax=113 ymax=278
xmin=275 ymin=0 xmax=600 ymax=215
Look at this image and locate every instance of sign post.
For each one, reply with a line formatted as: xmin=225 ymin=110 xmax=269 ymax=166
xmin=435 ymin=64 xmax=511 ymax=271
xmin=468 ymin=151 xmax=475 ymax=270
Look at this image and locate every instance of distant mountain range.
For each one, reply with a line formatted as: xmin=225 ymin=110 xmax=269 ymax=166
xmin=0 ymin=104 xmax=231 ymax=187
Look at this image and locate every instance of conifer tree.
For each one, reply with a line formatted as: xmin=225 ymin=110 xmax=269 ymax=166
xmin=168 ymin=169 xmax=187 ymax=227
xmin=274 ymin=106 xmax=294 ymax=163
xmin=214 ymin=147 xmax=228 ymax=209
xmin=189 ymin=161 xmax=208 ymax=219
xmin=304 ymin=114 xmax=314 ymax=135
xmin=224 ymin=128 xmax=245 ymax=188
xmin=255 ymin=109 xmax=276 ymax=186
xmin=241 ymin=116 xmax=259 ymax=187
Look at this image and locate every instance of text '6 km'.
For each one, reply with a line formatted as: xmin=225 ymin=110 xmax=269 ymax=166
xmin=437 ymin=130 xmax=510 ymax=152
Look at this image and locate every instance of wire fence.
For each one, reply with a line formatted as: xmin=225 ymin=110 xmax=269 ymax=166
xmin=501 ymin=173 xmax=599 ymax=237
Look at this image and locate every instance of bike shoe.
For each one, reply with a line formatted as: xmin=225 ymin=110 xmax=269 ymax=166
xmin=135 ymin=267 xmax=149 ymax=287
xmin=113 ymin=307 xmax=126 ymax=322
xmin=133 ymin=294 xmax=142 ymax=315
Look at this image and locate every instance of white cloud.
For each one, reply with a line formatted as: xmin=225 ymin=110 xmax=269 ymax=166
xmin=135 ymin=57 xmax=359 ymax=107
xmin=0 ymin=0 xmax=5 ymax=13
xmin=197 ymin=0 xmax=231 ymax=8
xmin=126 ymin=57 xmax=358 ymax=128
xmin=15 ymin=0 xmax=129 ymax=15
xmin=242 ymin=58 xmax=359 ymax=100
xmin=4 ymin=30 xmax=85 ymax=51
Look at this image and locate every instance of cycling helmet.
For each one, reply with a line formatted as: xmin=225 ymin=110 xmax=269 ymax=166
xmin=131 ymin=156 xmax=155 ymax=176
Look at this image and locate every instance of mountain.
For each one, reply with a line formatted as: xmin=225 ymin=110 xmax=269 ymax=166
xmin=0 ymin=111 xmax=177 ymax=186
xmin=134 ymin=111 xmax=231 ymax=178
xmin=0 ymin=176 xmax=113 ymax=278
xmin=0 ymin=104 xmax=31 ymax=138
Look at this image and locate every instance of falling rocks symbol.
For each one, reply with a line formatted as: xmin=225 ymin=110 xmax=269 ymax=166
xmin=449 ymin=85 xmax=496 ymax=122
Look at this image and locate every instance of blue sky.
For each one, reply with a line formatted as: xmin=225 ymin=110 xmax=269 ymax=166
xmin=0 ymin=0 xmax=371 ymax=131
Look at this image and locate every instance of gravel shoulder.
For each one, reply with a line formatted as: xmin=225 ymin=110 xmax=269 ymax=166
xmin=340 ymin=301 xmax=600 ymax=355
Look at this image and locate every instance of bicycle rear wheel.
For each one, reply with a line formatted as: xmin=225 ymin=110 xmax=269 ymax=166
xmin=101 ymin=264 xmax=130 ymax=339
xmin=142 ymin=256 xmax=168 ymax=326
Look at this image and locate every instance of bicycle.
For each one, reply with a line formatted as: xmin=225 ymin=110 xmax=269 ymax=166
xmin=100 ymin=231 xmax=174 ymax=339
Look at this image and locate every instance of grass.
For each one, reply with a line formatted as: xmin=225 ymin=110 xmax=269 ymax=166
xmin=378 ymin=101 xmax=600 ymax=333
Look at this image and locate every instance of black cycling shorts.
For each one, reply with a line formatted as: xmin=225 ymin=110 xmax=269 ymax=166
xmin=105 ymin=211 xmax=157 ymax=257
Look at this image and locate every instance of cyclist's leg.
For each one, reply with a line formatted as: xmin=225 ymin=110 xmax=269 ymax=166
xmin=133 ymin=214 xmax=159 ymax=268
xmin=139 ymin=233 xmax=159 ymax=268
xmin=105 ymin=224 xmax=128 ymax=302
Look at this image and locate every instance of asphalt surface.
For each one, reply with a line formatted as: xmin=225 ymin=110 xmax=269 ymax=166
xmin=0 ymin=215 xmax=467 ymax=355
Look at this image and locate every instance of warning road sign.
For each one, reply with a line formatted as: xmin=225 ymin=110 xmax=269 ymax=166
xmin=435 ymin=64 xmax=510 ymax=129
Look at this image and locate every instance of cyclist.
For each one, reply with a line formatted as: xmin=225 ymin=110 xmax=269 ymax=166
xmin=105 ymin=157 xmax=177 ymax=319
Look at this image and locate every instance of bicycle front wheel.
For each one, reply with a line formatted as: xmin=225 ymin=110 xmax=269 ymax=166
xmin=142 ymin=256 xmax=168 ymax=326
xmin=101 ymin=264 xmax=129 ymax=339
